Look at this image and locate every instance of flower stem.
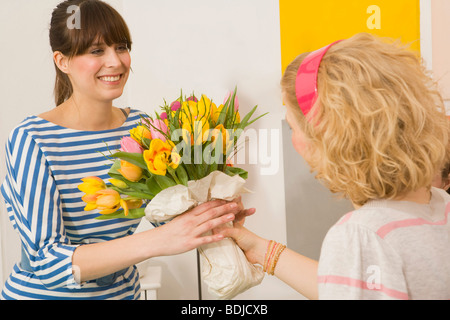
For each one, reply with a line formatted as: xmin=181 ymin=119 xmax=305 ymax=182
xmin=167 ymin=167 xmax=181 ymax=185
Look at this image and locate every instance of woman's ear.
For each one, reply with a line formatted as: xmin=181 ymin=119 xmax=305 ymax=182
xmin=53 ymin=51 xmax=69 ymax=74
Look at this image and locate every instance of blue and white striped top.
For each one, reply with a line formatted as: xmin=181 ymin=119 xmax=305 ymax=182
xmin=1 ymin=109 xmax=145 ymax=300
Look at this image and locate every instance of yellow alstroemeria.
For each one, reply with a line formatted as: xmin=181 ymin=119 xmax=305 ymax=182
xmin=129 ymin=125 xmax=152 ymax=146
xmin=82 ymin=189 xmax=121 ymax=215
xmin=118 ymin=160 xmax=143 ymax=182
xmin=143 ymin=139 xmax=180 ymax=176
xmin=78 ymin=176 xmax=106 ymax=195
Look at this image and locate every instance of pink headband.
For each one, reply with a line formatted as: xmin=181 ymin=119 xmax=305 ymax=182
xmin=295 ymin=40 xmax=342 ymax=117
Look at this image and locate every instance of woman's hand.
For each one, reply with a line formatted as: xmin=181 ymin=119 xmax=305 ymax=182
xmin=152 ymin=200 xmax=241 ymax=256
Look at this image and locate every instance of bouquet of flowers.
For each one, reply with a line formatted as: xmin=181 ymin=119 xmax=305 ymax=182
xmin=79 ymin=88 xmax=267 ymax=299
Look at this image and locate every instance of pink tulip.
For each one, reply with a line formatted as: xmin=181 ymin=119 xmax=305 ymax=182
xmin=170 ymin=100 xmax=181 ymax=111
xmin=120 ymin=136 xmax=144 ymax=153
xmin=223 ymin=91 xmax=239 ymax=111
xmin=159 ymin=112 xmax=168 ymax=121
xmin=148 ymin=118 xmax=168 ymax=142
xmin=186 ymin=95 xmax=198 ymax=102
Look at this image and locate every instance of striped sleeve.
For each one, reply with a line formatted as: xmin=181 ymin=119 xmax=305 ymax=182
xmin=2 ymin=127 xmax=81 ymax=290
xmin=317 ymin=220 xmax=409 ymax=300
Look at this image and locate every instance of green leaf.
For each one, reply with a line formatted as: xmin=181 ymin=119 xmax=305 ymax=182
xmin=245 ymin=112 xmax=269 ymax=126
xmin=224 ymin=166 xmax=248 ymax=180
xmin=110 ymin=152 xmax=147 ymax=170
xmin=108 ymin=159 xmax=122 ymax=175
xmin=154 ymin=174 xmax=177 ymax=190
xmin=142 ymin=137 xmax=151 ymax=149
xmin=146 ymin=176 xmax=163 ymax=195
xmin=107 ymin=185 xmax=153 ymax=199
xmin=237 ymin=105 xmax=258 ymax=129
xmin=183 ymin=164 xmax=198 ymax=180
xmin=95 ymin=208 xmax=146 ymax=220
xmin=176 ymin=165 xmax=189 ymax=186
xmin=216 ymin=103 xmax=228 ymax=125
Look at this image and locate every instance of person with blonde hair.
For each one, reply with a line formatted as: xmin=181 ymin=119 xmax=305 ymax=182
xmin=222 ymin=33 xmax=450 ymax=299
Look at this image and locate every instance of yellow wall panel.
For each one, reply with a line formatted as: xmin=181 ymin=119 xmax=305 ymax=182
xmin=280 ymin=0 xmax=421 ymax=72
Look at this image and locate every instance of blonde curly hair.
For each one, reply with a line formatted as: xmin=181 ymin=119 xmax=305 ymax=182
xmin=281 ymin=33 xmax=450 ymax=206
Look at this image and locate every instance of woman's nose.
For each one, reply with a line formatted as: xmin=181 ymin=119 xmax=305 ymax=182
xmin=103 ymin=47 xmax=122 ymax=67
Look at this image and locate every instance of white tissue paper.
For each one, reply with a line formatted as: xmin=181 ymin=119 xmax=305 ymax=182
xmin=145 ymin=171 xmax=264 ymax=300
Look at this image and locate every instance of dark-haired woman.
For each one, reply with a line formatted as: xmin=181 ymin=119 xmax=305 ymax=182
xmin=0 ymin=0 xmax=248 ymax=300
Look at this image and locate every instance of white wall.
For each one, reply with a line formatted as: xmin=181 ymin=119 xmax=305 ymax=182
xmin=122 ymin=0 xmax=297 ymax=300
xmin=0 ymin=0 xmax=440 ymax=301
xmin=0 ymin=0 xmax=61 ymax=291
xmin=0 ymin=0 xmax=298 ymax=299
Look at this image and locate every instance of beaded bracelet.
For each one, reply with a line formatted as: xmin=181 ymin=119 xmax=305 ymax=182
xmin=263 ymin=240 xmax=286 ymax=275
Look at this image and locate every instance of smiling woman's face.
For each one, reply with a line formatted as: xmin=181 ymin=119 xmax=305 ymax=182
xmin=65 ymin=41 xmax=131 ymax=103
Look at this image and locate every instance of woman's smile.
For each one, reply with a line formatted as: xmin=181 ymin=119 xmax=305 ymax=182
xmin=98 ymin=73 xmax=124 ymax=85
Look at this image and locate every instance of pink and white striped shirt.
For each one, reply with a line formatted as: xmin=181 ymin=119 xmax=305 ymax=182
xmin=318 ymin=187 xmax=450 ymax=300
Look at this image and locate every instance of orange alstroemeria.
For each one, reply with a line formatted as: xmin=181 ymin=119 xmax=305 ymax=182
xmin=118 ymin=160 xmax=143 ymax=182
xmin=143 ymin=139 xmax=180 ymax=176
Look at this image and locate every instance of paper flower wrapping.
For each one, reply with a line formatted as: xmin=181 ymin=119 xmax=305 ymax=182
xmin=78 ymin=88 xmax=267 ymax=299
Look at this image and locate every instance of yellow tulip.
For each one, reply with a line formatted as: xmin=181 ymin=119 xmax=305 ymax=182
xmin=117 ymin=160 xmax=143 ymax=182
xmin=180 ymin=100 xmax=199 ymax=123
xmin=143 ymin=139 xmax=180 ymax=176
xmin=130 ymin=125 xmax=152 ymax=146
xmin=109 ymin=178 xmax=128 ymax=189
xmin=211 ymin=124 xmax=234 ymax=154
xmin=197 ymin=94 xmax=214 ymax=117
xmin=120 ymin=198 xmax=143 ymax=216
xmin=95 ymin=189 xmax=122 ymax=214
xmin=211 ymin=104 xmax=224 ymax=125
xmin=182 ymin=117 xmax=210 ymax=146
xmin=78 ymin=176 xmax=105 ymax=194
xmin=81 ymin=193 xmax=99 ymax=211
xmin=235 ymin=111 xmax=241 ymax=124
xmin=82 ymin=189 xmax=121 ymax=215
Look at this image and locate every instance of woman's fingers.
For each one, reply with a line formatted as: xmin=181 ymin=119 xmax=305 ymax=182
xmin=166 ymin=199 xmax=255 ymax=252
xmin=194 ymin=210 xmax=236 ymax=236
xmin=191 ymin=201 xmax=240 ymax=225
xmin=188 ymin=199 xmax=228 ymax=216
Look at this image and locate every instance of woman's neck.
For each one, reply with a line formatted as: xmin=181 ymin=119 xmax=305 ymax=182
xmin=40 ymin=95 xmax=125 ymax=131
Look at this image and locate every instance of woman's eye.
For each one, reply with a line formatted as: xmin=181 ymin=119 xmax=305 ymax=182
xmin=91 ymin=49 xmax=104 ymax=55
xmin=116 ymin=45 xmax=129 ymax=52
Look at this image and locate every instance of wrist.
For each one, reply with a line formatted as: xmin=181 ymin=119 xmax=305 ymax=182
xmin=262 ymin=240 xmax=286 ymax=275
xmin=252 ymin=237 xmax=270 ymax=266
